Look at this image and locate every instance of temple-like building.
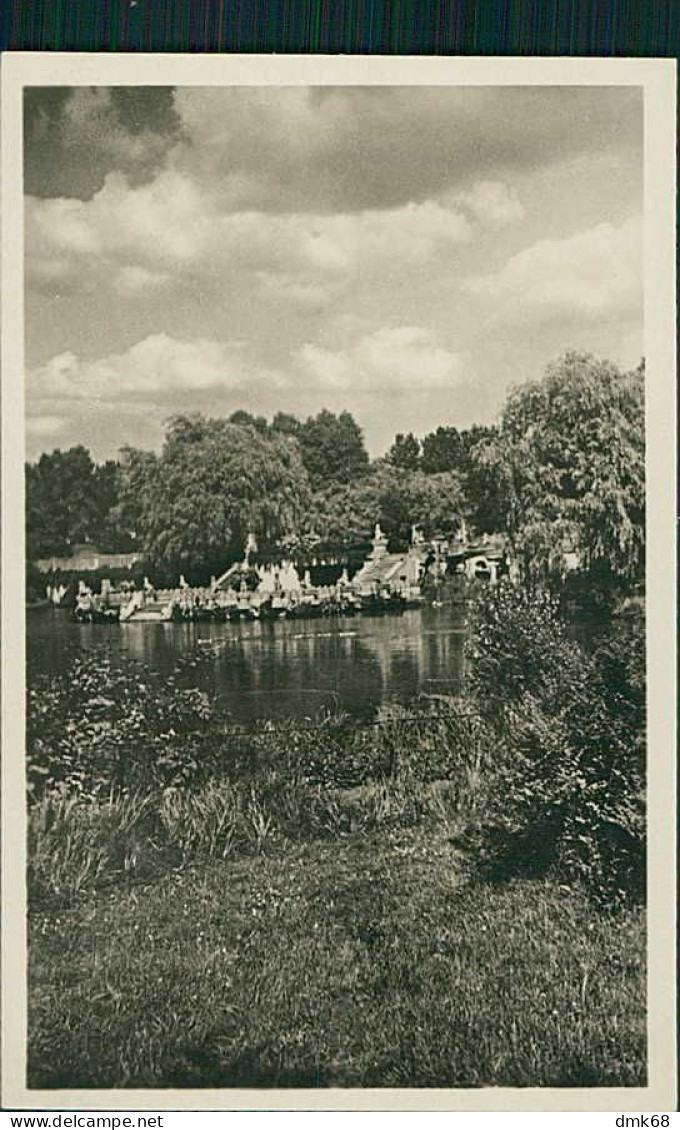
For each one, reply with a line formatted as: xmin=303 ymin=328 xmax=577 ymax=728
xmin=351 ymin=524 xmax=424 ymax=600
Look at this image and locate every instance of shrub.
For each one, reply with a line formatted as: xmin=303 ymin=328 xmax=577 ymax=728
xmin=465 ymin=582 xmax=645 ymax=903
xmin=28 ymin=647 xmax=486 ymax=801
xmin=27 ymin=651 xmax=216 ymax=798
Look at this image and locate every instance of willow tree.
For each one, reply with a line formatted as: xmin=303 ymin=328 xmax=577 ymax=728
xmin=117 ymin=414 xmax=311 ymax=576
xmin=476 ymin=352 xmax=645 ymax=586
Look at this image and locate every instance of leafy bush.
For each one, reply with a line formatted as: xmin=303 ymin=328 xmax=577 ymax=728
xmin=27 ymin=652 xmax=487 ymax=903
xmin=27 ymin=651 xmax=216 ymax=798
xmin=465 ymin=582 xmax=645 ymax=903
xmin=28 ymin=649 xmax=484 ymax=801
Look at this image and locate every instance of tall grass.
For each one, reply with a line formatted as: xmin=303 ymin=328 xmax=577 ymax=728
xmin=28 ymin=671 xmax=489 ymax=906
xmin=28 ymin=792 xmax=153 ymax=899
xmin=28 ymin=769 xmax=473 ymax=905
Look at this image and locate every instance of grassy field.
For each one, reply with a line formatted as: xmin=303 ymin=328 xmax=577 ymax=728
xmin=29 ymin=819 xmax=646 ymax=1089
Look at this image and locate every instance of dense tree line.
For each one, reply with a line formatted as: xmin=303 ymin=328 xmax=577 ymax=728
xmin=26 ymin=447 xmax=131 ymax=560
xmin=26 ymin=353 xmax=645 ymax=593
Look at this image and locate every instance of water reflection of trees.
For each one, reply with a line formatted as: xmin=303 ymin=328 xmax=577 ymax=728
xmin=27 ymin=607 xmax=469 ymax=723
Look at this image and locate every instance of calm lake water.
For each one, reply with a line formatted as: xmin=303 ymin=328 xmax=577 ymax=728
xmin=27 ymin=603 xmax=470 ymax=724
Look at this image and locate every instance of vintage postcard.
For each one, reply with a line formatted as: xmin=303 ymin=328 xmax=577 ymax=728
xmin=1 ymin=53 xmax=676 ymax=1112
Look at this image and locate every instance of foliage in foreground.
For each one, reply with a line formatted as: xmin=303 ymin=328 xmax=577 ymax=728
xmin=28 ymin=690 xmax=485 ymax=904
xmin=28 ymin=653 xmax=216 ymax=800
xmin=28 ymin=840 xmax=646 ymax=1089
xmin=28 ymin=650 xmax=484 ymax=799
xmin=465 ymin=583 xmax=645 ymax=903
xmin=26 ymin=600 xmax=647 ymax=1090
xmin=28 ymin=581 xmax=646 ymax=907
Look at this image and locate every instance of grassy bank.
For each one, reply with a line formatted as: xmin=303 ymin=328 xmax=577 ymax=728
xmin=27 ymin=591 xmax=646 ymax=1090
xmin=28 ymin=750 xmax=646 ymax=1090
xmin=29 ymin=828 xmax=645 ymax=1089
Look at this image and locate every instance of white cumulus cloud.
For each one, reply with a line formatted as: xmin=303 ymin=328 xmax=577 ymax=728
xmin=27 ymin=334 xmax=289 ymax=406
xmin=167 ymin=86 xmax=642 ymax=215
xmin=114 ymin=265 xmax=171 ymax=296
xmin=298 ymin=326 xmax=464 ymax=390
xmin=467 ymin=215 xmax=641 ymax=318
xmin=450 ymin=180 xmax=526 ymax=228
xmin=27 ymin=173 xmax=473 ymax=279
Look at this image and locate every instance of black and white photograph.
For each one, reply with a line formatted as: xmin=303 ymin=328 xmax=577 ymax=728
xmin=1 ymin=54 xmax=676 ymax=1111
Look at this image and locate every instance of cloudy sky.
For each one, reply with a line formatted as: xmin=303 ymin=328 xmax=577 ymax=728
xmin=24 ymin=84 xmax=643 ymax=462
